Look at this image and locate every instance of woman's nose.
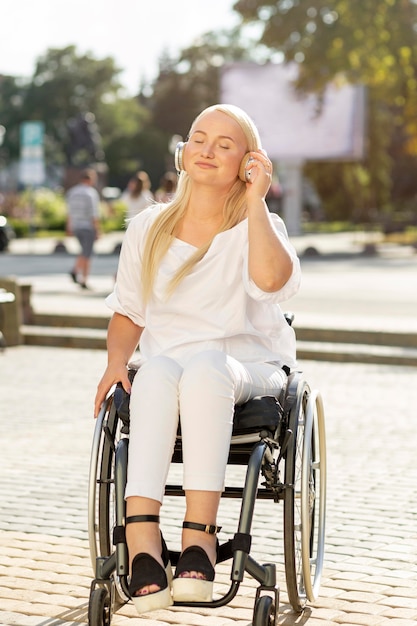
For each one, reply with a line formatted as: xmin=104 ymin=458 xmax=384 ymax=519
xmin=200 ymin=143 xmax=214 ymax=158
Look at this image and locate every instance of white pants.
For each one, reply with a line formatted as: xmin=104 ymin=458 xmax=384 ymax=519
xmin=125 ymin=350 xmax=286 ymax=503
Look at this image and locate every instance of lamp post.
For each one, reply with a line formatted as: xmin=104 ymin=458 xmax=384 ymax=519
xmin=0 ymin=125 xmax=6 ymax=188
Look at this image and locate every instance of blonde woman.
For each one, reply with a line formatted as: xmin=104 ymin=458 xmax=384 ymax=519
xmin=95 ymin=104 xmax=301 ymax=615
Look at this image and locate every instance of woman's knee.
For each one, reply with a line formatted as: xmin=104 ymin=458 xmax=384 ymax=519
xmin=132 ymin=355 xmax=182 ymax=395
xmin=180 ymin=350 xmax=233 ymax=395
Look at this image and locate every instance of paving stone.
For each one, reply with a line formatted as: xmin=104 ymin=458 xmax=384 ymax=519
xmin=1 ymin=349 xmax=417 ymax=625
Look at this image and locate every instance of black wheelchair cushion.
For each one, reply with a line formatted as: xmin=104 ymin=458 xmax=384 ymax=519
xmin=114 ymin=382 xmax=282 ymax=437
xmin=232 ymin=396 xmax=282 ymax=435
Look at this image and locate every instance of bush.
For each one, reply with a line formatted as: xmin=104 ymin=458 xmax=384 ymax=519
xmin=100 ymin=199 xmax=126 ymax=233
xmin=5 ymin=188 xmax=127 ymax=236
xmin=29 ymin=188 xmax=67 ymax=231
xmin=8 ymin=218 xmax=30 ymax=238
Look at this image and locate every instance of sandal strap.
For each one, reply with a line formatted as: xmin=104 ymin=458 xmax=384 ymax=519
xmin=182 ymin=521 xmax=222 ymax=534
xmin=126 ymin=514 xmax=160 ymax=525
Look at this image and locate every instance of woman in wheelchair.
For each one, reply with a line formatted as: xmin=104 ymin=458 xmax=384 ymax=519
xmin=94 ymin=103 xmax=301 ymax=615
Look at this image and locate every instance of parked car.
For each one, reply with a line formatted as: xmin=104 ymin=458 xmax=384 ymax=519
xmin=0 ymin=215 xmax=14 ymax=252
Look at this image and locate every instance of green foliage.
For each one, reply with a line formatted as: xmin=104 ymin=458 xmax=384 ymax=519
xmin=8 ymin=217 xmax=29 ymax=238
xmin=233 ymin=0 xmax=417 ymax=218
xmin=98 ymin=98 xmax=148 ymax=184
xmin=20 ymin=188 xmax=67 ymax=230
xmin=0 ymin=46 xmax=124 ymax=167
xmin=302 ymin=220 xmax=358 ymax=234
xmin=148 ymin=29 xmax=257 ymax=139
xmin=100 ymin=199 xmax=126 ymax=233
xmin=7 ymin=189 xmax=128 ymax=236
xmin=3 ymin=6 xmax=417 ymax=222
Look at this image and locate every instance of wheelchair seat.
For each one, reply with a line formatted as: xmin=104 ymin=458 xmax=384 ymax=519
xmin=114 ymin=379 xmax=284 ymax=439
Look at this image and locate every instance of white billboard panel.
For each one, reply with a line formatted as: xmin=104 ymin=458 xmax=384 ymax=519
xmin=221 ymin=63 xmax=366 ymax=161
xmin=19 ymin=121 xmax=45 ymax=186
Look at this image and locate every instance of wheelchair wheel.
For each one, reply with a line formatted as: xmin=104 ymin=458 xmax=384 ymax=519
xmin=88 ymin=587 xmax=111 ymax=626
xmin=88 ymin=394 xmax=127 ymax=604
xmin=253 ymin=595 xmax=276 ymax=626
xmin=283 ymin=377 xmax=326 ymax=611
xmin=88 ymin=395 xmax=120 ymax=564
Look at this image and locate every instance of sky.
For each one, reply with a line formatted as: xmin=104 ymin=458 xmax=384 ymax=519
xmin=0 ymin=0 xmax=239 ymax=94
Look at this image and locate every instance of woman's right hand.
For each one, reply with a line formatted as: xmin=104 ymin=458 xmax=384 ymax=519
xmin=94 ymin=361 xmax=132 ymax=418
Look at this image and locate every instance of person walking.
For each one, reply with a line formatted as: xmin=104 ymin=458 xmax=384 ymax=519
xmin=121 ymin=170 xmax=154 ymax=221
xmin=94 ymin=104 xmax=301 ymax=615
xmin=66 ymin=168 xmax=100 ymax=289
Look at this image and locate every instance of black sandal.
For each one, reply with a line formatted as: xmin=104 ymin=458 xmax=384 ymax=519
xmin=172 ymin=521 xmax=221 ymax=603
xmin=126 ymin=514 xmax=173 ymax=614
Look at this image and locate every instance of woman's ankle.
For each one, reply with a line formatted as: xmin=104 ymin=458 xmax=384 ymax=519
xmin=125 ymin=498 xmax=162 ymax=568
xmin=126 ymin=522 xmax=163 ymax=569
xmin=181 ymin=528 xmax=217 ymax=566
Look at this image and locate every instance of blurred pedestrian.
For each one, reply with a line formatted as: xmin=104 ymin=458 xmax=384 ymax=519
xmin=66 ymin=168 xmax=100 ymax=289
xmin=121 ymin=171 xmax=154 ymax=221
xmin=155 ymin=171 xmax=177 ymax=203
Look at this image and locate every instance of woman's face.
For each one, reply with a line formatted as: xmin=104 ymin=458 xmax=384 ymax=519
xmin=184 ymin=110 xmax=248 ymax=189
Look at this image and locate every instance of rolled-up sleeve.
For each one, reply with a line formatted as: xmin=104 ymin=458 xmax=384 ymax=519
xmin=105 ymin=212 xmax=150 ymax=327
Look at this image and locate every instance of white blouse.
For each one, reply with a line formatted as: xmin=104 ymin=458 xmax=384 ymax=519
xmin=106 ymin=205 xmax=301 ymax=368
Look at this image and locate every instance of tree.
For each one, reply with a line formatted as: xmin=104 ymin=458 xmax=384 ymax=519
xmin=233 ymin=0 xmax=417 ymax=219
xmin=96 ymin=97 xmax=155 ymax=186
xmin=0 ymin=46 xmax=158 ymax=189
xmin=0 ymin=74 xmax=27 ymax=162
xmin=19 ymin=46 xmax=123 ymax=168
xmin=149 ymin=30 xmax=257 ymax=138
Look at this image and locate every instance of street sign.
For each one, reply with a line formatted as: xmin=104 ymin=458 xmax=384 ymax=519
xmin=19 ymin=121 xmax=45 ymax=186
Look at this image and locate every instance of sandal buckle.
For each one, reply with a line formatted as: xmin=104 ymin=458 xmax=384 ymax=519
xmin=205 ymin=524 xmax=221 ymax=534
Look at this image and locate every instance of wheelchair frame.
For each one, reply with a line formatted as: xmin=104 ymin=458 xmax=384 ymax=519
xmin=87 ymin=368 xmax=326 ymax=626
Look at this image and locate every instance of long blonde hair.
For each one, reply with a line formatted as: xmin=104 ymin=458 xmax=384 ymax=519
xmin=141 ymin=104 xmax=262 ymax=300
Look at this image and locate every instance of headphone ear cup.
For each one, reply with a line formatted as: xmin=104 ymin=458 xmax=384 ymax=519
xmin=174 ymin=142 xmax=186 ymax=173
xmin=239 ymin=153 xmax=252 ymax=182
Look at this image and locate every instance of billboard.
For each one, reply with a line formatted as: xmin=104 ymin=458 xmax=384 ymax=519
xmin=221 ymin=63 xmax=366 ymax=161
xmin=19 ymin=121 xmax=45 ymax=186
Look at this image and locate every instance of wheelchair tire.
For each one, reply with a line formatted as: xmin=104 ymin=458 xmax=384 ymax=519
xmin=301 ymin=388 xmax=326 ymax=602
xmin=252 ymin=595 xmax=275 ymax=626
xmin=88 ymin=397 xmax=120 ymax=564
xmin=88 ymin=396 xmax=128 ymax=605
xmin=88 ymin=587 xmax=111 ymax=626
xmin=283 ymin=377 xmax=326 ymax=611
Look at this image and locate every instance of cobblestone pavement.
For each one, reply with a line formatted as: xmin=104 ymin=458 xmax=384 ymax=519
xmin=1 ymin=346 xmax=416 ymax=625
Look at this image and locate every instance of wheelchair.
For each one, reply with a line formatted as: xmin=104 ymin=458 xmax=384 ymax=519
xmin=87 ymin=342 xmax=326 ymax=626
